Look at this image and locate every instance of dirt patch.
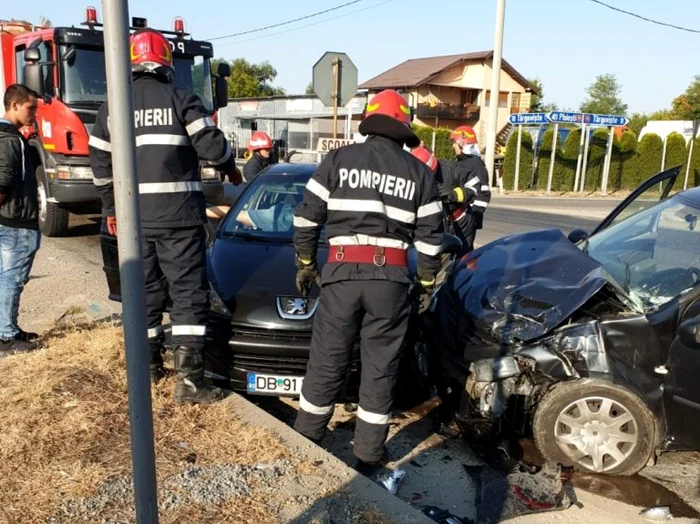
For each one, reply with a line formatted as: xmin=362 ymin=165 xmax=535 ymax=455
xmin=0 ymin=322 xmax=392 ymax=523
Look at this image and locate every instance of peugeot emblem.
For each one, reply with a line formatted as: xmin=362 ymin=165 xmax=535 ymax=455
xmin=285 ymin=297 xmax=308 ymax=315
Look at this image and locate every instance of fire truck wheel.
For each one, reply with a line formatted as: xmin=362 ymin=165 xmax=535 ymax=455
xmin=36 ymin=170 xmax=70 ymax=237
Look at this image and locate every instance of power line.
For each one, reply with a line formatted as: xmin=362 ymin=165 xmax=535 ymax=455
xmin=587 ymin=0 xmax=700 ymax=34
xmin=208 ymin=0 xmax=366 ymax=41
xmin=217 ymin=0 xmax=396 ymax=47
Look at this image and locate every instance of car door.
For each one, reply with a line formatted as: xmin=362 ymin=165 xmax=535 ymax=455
xmin=662 ymin=293 xmax=700 ymax=449
xmin=591 ymin=166 xmax=681 ymax=236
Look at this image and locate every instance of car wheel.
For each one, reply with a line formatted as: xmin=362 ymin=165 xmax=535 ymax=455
xmin=37 ymin=169 xmax=70 ymax=237
xmin=532 ymin=379 xmax=656 ymax=476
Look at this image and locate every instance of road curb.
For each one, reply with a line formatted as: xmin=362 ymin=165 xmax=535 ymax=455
xmin=226 ymin=393 xmax=435 ymax=523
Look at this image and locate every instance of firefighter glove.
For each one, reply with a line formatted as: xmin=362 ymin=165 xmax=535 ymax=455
xmin=413 ymin=268 xmax=437 ymax=315
xmin=106 ymin=215 xmax=117 ymax=236
xmin=295 ymin=254 xmax=321 ymax=297
xmin=437 ymin=183 xmax=469 ymax=203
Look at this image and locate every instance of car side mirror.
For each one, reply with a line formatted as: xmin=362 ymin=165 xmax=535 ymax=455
xmin=568 ymin=229 xmax=589 ymax=244
xmin=23 ymin=63 xmax=45 ymax=97
xmin=678 ymin=318 xmax=700 ymax=348
xmin=215 ymin=76 xmax=228 ymax=109
xmin=217 ymin=62 xmax=231 ymax=78
xmin=24 ymin=47 xmax=41 ymax=62
xmin=441 ymin=234 xmax=463 ymax=255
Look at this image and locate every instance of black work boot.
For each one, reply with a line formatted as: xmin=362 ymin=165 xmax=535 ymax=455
xmin=0 ymin=337 xmax=39 ymax=355
xmin=149 ymin=346 xmax=166 ymax=384
xmin=173 ymin=345 xmax=224 ymax=404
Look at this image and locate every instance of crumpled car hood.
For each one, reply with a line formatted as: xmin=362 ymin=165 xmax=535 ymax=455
xmin=442 ymin=228 xmax=618 ymax=345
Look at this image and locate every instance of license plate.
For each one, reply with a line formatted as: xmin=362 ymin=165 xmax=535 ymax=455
xmin=247 ymin=373 xmax=303 ymax=396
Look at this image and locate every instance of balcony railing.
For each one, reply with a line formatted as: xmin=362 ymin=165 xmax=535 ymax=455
xmin=416 ymin=103 xmax=480 ymax=121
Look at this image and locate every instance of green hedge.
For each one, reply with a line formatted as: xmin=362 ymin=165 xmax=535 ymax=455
xmin=685 ymin=138 xmax=700 ymax=188
xmin=557 ymin=128 xmax=581 ymax=191
xmin=664 ymin=132 xmax=686 ymax=172
xmin=412 ymin=125 xmax=454 ymax=160
xmin=502 ymin=128 xmax=534 ymax=191
xmin=617 ymin=131 xmax=638 ymax=190
xmin=636 ymin=134 xmax=664 ymax=188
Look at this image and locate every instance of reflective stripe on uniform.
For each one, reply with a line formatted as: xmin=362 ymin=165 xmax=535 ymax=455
xmin=171 ymin=325 xmax=207 ymax=336
xmin=306 ymin=178 xmax=330 ymax=202
xmin=329 ymin=234 xmax=409 ymax=250
xmin=465 ymin=177 xmax=479 ymax=189
xmin=293 ymin=216 xmax=319 ymax=228
xmin=138 ymin=181 xmax=203 ymax=194
xmin=481 ymin=185 xmax=490 ymax=191
xmin=186 ymin=117 xmax=215 ymax=136
xmin=93 ymin=176 xmax=113 ymax=187
xmin=414 ymin=240 xmax=442 ymax=256
xmin=299 ymin=392 xmax=334 ymax=416
xmin=147 ymin=326 xmax=163 ymax=339
xmin=327 ymin=198 xmax=415 ymax=224
xmin=472 ymin=200 xmax=489 ymax=208
xmin=357 ymin=406 xmax=391 ymax=425
xmin=89 ymin=135 xmax=112 ymax=152
xmin=135 ymin=134 xmax=190 ymax=147
xmin=416 ymin=200 xmax=443 ymax=218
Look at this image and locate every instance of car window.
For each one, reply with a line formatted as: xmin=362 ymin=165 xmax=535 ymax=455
xmin=606 ymin=177 xmax=674 ymax=230
xmin=219 ymin=171 xmax=325 ymax=242
xmin=586 ymin=195 xmax=700 ymax=311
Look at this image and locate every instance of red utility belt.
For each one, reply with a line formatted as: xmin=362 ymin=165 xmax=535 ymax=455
xmin=328 ymin=245 xmax=408 ymax=267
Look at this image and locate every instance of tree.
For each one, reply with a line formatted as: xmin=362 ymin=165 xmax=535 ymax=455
xmin=214 ymin=58 xmax=286 ymax=98
xmin=528 ymin=78 xmax=557 ymax=113
xmin=580 ymin=74 xmax=628 ymax=116
xmin=665 ymin=132 xmax=687 ymax=171
xmin=305 ymin=82 xmax=315 ymax=95
xmin=672 ymin=76 xmax=700 ymax=121
xmin=627 ymin=113 xmax=648 ymax=136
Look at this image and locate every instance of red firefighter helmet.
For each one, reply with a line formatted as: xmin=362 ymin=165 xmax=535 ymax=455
xmin=450 ymin=125 xmax=478 ymax=145
xmin=364 ymin=89 xmax=412 ymax=126
xmin=248 ymin=131 xmax=273 ymax=152
xmin=130 ymin=28 xmax=173 ymax=72
xmin=411 ymin=146 xmax=438 ymax=172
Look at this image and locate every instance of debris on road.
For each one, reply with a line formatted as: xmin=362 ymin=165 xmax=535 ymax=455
xmin=378 ymin=469 xmax=407 ymax=495
xmin=465 ymin=462 xmax=577 ymax=523
xmin=640 ymin=505 xmax=674 ymax=521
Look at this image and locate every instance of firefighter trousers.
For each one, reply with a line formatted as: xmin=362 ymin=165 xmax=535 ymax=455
xmin=142 ymin=226 xmax=210 ymax=352
xmin=294 ymin=279 xmax=410 ymax=463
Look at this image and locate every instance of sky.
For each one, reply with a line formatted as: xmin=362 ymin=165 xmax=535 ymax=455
xmin=8 ymin=0 xmax=700 ymax=115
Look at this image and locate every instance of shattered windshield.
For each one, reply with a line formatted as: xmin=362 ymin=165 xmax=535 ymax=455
xmin=585 ymin=195 xmax=700 ymax=311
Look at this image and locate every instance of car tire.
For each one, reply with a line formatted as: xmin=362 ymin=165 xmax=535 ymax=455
xmin=37 ymin=169 xmax=70 ymax=237
xmin=532 ymin=379 xmax=656 ymax=476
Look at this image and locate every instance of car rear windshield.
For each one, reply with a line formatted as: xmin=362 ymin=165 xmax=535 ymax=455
xmin=220 ymin=172 xmax=325 ymax=243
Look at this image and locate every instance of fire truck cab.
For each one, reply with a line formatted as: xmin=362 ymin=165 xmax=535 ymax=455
xmin=0 ymin=9 xmax=230 ymax=236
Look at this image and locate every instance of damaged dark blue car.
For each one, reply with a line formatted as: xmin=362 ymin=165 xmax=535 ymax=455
xmin=424 ymin=167 xmax=700 ymax=475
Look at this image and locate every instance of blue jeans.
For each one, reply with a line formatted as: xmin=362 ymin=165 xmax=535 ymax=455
xmin=0 ymin=225 xmax=40 ymax=339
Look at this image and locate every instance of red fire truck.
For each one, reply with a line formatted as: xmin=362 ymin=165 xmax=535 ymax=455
xmin=0 ymin=8 xmax=230 ymax=236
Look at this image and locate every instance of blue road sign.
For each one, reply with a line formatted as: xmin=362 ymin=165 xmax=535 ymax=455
xmin=584 ymin=113 xmax=629 ymax=126
xmin=547 ymin=111 xmax=584 ymax=124
xmin=509 ymin=112 xmax=548 ymax=125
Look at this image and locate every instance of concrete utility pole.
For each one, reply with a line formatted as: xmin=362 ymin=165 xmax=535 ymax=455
xmin=101 ymin=0 xmax=159 ymax=522
xmin=484 ymin=0 xmax=506 ymax=187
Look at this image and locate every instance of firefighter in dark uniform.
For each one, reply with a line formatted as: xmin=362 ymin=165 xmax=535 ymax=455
xmin=292 ymin=89 xmax=445 ymax=470
xmin=438 ymin=126 xmax=491 ymax=255
xmin=88 ymin=28 xmax=240 ymax=403
xmin=242 ymin=131 xmax=273 ymax=181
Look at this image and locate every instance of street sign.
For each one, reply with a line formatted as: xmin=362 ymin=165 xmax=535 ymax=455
xmin=584 ymin=113 xmax=629 ymax=127
xmin=317 ymin=137 xmax=354 ymax=153
xmin=312 ymin=51 xmax=358 ymax=108
xmin=508 ymin=112 xmax=548 ymax=125
xmin=547 ymin=111 xmax=584 ymax=124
